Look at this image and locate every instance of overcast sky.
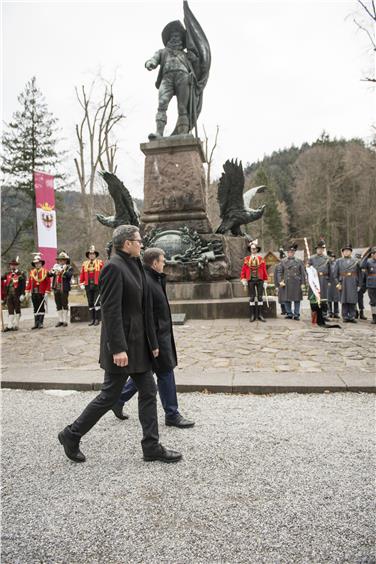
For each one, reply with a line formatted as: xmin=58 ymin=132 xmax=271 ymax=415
xmin=2 ymin=0 xmax=375 ymax=198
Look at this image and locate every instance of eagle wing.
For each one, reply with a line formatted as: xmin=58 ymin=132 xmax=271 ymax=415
xmin=217 ymin=159 xmax=245 ymax=219
xmin=99 ymin=172 xmax=139 ymax=227
xmin=243 ymin=185 xmax=267 ymax=210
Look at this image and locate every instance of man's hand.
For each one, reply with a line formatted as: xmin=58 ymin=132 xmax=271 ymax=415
xmin=113 ymin=352 xmax=128 ymax=367
xmin=241 ymin=279 xmax=247 ymax=287
xmin=80 ymin=284 xmax=85 ymax=290
xmin=145 ymin=60 xmax=156 ymax=71
xmin=279 ymin=281 xmax=286 ymax=287
xmin=336 ymin=283 xmax=342 ymax=290
xmin=152 ymin=349 xmax=159 ymax=358
xmin=301 ymin=284 xmax=305 ymax=291
xmin=263 ymin=281 xmax=268 ymax=289
xmin=19 ymin=294 xmax=25 ymax=303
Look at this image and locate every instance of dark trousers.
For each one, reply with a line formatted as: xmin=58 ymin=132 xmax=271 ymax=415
xmin=31 ymin=292 xmax=45 ymax=324
xmin=85 ymin=285 xmax=100 ymax=321
xmin=357 ymin=288 xmax=366 ymax=310
xmin=368 ymin=287 xmax=376 ymax=307
xmin=118 ymin=369 xmax=179 ymax=419
xmin=67 ymin=370 xmax=159 ymax=454
xmin=7 ymin=292 xmax=21 ymax=315
xmin=247 ymin=279 xmax=263 ymax=304
xmin=328 ymin=301 xmax=339 ymax=315
xmin=285 ymin=301 xmax=301 ymax=318
xmin=54 ymin=290 xmax=69 ymax=310
xmin=342 ymin=303 xmax=356 ymax=320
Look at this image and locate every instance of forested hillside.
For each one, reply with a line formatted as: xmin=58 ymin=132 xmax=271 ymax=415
xmin=240 ymin=134 xmax=375 ymax=252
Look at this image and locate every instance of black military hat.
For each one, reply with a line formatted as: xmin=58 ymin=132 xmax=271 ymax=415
xmin=327 ymin=250 xmax=336 ymax=258
xmin=316 ymin=239 xmax=326 ymax=249
xmin=341 ymin=243 xmax=353 ymax=252
xmin=287 ymin=243 xmax=298 ymax=251
xmin=162 ymin=20 xmax=186 ymax=48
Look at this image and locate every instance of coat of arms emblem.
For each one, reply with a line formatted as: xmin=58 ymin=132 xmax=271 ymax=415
xmin=39 ymin=202 xmax=55 ymax=229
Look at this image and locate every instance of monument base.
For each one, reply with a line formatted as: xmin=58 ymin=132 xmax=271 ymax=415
xmin=140 ymin=135 xmax=212 ymax=234
xmin=169 ymin=297 xmax=277 ymax=320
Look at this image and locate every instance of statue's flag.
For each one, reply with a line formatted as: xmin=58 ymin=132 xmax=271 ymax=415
xmin=34 ymin=171 xmax=57 ymax=269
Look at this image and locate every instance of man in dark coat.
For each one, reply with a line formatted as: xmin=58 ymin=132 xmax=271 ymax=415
xmin=308 ymin=240 xmax=330 ymax=319
xmin=274 ymin=249 xmax=287 ymax=315
xmin=113 ymin=248 xmax=194 ymax=428
xmin=58 ymin=225 xmax=182 ymax=464
xmin=278 ymin=244 xmax=306 ymax=320
xmin=327 ymin=251 xmax=340 ymax=318
xmin=334 ymin=244 xmax=361 ymax=323
xmin=360 ymin=247 xmax=376 ymax=324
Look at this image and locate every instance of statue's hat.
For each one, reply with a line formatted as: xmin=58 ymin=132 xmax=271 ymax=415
xmin=162 ymin=20 xmax=186 ymax=48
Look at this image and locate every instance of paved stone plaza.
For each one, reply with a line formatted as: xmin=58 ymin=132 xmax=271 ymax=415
xmin=1 ymin=306 xmax=375 ymax=392
xmin=1 ymin=389 xmax=375 ymax=563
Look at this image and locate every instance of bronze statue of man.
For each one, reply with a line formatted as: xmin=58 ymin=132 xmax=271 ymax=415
xmin=146 ymin=1 xmax=211 ymax=140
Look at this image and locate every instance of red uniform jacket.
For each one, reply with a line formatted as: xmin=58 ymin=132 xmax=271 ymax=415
xmin=26 ymin=268 xmax=51 ymax=294
xmin=79 ymin=259 xmax=104 ymax=286
xmin=241 ymin=255 xmax=268 ymax=281
xmin=2 ymin=270 xmax=26 ymax=297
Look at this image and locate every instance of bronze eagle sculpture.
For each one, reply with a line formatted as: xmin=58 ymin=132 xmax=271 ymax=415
xmin=96 ymin=172 xmax=140 ymax=229
xmin=215 ymin=159 xmax=267 ymax=236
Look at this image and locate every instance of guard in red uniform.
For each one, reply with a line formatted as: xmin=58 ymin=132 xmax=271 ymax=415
xmin=79 ymin=245 xmax=104 ymax=326
xmin=48 ymin=251 xmax=73 ymax=327
xmin=2 ymin=257 xmax=26 ymax=332
xmin=241 ymin=241 xmax=268 ymax=322
xmin=26 ymin=254 xmax=51 ymax=329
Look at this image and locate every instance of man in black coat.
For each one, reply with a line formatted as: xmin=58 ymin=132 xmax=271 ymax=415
xmin=58 ymin=225 xmax=182 ymax=464
xmin=113 ymin=247 xmax=195 ymax=428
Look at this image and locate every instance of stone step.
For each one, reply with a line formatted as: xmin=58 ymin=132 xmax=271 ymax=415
xmin=169 ymin=297 xmax=277 ymax=319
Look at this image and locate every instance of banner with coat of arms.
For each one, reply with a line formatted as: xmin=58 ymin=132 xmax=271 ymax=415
xmin=34 ymin=171 xmax=57 ymax=269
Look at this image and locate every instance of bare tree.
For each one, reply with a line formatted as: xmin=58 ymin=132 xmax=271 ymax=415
xmin=354 ymin=0 xmax=376 ymax=82
xmin=74 ymin=79 xmax=125 ymax=241
xmin=202 ymin=124 xmax=219 ymax=188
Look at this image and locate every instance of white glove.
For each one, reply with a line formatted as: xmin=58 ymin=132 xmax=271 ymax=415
xmin=80 ymin=284 xmax=85 ymax=290
xmin=263 ymin=282 xmax=268 ymax=289
xmin=19 ymin=294 xmax=25 ymax=303
xmin=241 ymin=279 xmax=247 ymax=287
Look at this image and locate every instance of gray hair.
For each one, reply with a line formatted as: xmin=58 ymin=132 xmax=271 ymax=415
xmin=143 ymin=247 xmax=165 ymax=266
xmin=112 ymin=225 xmax=140 ymax=251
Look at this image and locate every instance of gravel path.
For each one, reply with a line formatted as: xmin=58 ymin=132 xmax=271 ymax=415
xmin=1 ymin=390 xmax=375 ymax=563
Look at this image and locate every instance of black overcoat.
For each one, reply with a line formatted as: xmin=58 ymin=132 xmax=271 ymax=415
xmin=145 ymin=266 xmax=177 ymax=373
xmin=99 ymin=250 xmax=158 ymax=375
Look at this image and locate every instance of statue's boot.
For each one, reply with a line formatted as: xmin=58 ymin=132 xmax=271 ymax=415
xmin=176 ymin=115 xmax=189 ymax=135
xmin=148 ymin=112 xmax=167 ymax=140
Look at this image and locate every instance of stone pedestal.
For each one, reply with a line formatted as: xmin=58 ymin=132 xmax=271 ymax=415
xmin=140 ymin=135 xmax=212 ymax=234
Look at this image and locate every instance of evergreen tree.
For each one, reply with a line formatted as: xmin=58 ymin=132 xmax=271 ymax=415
xmin=253 ymin=167 xmax=284 ymax=249
xmin=1 ymin=76 xmax=66 ymax=257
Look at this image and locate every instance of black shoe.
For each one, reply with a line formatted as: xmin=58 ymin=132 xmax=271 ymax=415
xmin=355 ymin=310 xmax=359 ymax=319
xmin=333 ymin=313 xmax=340 ymax=319
xmin=88 ymin=320 xmax=95 ymax=326
xmin=258 ymin=313 xmax=266 ymax=322
xmin=4 ymin=327 xmax=14 ymax=332
xmin=112 ymin=404 xmax=129 ymax=420
xmin=347 ymin=318 xmax=357 ymax=323
xmin=93 ymin=319 xmax=100 ymax=326
xmin=143 ymin=445 xmax=182 ymax=463
xmin=371 ymin=314 xmax=376 ymax=324
xmin=293 ymin=316 xmax=300 ymax=320
xmin=55 ymin=322 xmax=64 ymax=327
xmin=62 ymin=322 xmax=68 ymax=327
xmin=359 ymin=311 xmax=367 ymax=320
xmin=58 ymin=429 xmax=86 ymax=463
xmin=165 ymin=414 xmax=195 ymax=428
